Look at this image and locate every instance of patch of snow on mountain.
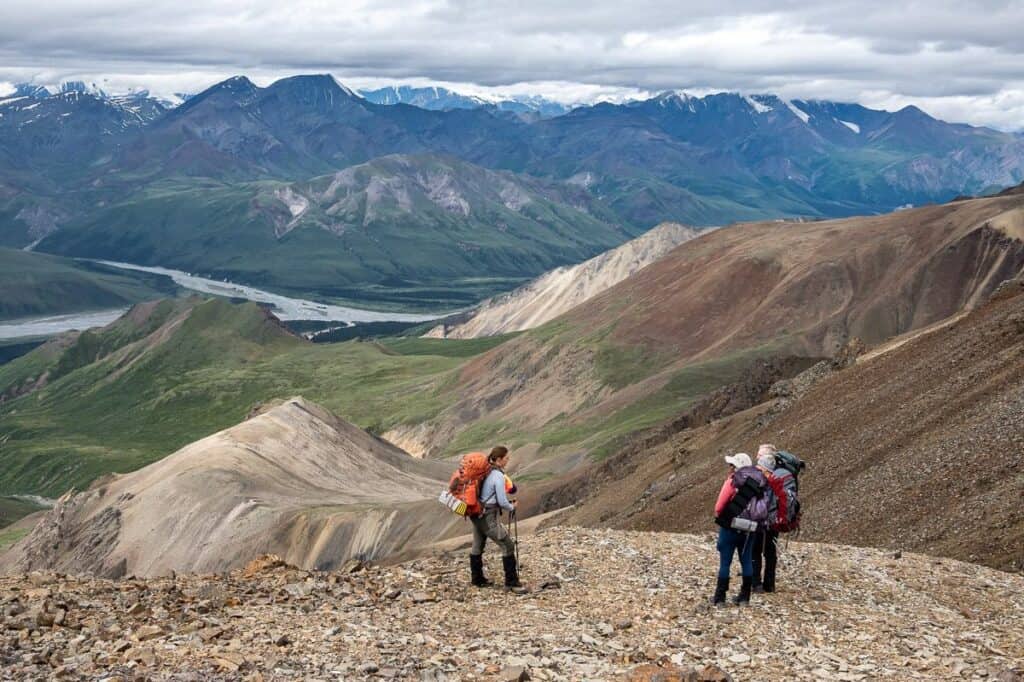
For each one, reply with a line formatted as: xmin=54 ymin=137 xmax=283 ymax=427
xmin=567 ymin=171 xmax=596 ymax=188
xmin=331 ymin=76 xmax=357 ymax=97
xmin=786 ymin=101 xmax=811 ymax=123
xmin=273 ymin=187 xmax=310 ymax=237
xmin=675 ymin=91 xmax=698 ymax=112
xmin=744 ymin=96 xmax=772 ymax=114
xmin=840 ymin=120 xmax=861 ymax=133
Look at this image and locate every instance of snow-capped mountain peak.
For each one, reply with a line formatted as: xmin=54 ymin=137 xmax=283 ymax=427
xmin=744 ymin=95 xmax=773 ymax=114
xmin=786 ymin=100 xmax=811 ymax=123
xmin=60 ymin=81 xmax=107 ymax=98
xmin=359 ymin=84 xmax=567 ymax=116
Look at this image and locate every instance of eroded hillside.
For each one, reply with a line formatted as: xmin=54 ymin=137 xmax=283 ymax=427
xmin=41 ymin=154 xmax=636 ymax=308
xmin=0 ymin=398 xmax=459 ymax=577
xmin=543 ymin=276 xmax=1024 ymax=570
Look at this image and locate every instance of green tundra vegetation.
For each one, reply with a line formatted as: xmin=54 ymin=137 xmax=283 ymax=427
xmin=0 ymin=248 xmax=180 ymax=320
xmin=0 ymin=299 xmax=509 ymax=495
xmin=0 ymin=296 xmax=778 ymax=499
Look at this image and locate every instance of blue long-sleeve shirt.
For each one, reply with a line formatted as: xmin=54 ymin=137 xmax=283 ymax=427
xmin=479 ymin=468 xmax=514 ymax=512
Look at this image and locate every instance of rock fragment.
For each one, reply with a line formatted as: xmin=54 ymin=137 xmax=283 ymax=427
xmin=499 ymin=665 xmax=531 ymax=681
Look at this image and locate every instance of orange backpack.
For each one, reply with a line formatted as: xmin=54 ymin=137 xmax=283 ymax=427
xmin=440 ymin=452 xmax=492 ymax=518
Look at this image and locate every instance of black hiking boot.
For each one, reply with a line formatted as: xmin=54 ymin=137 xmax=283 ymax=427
xmin=732 ymin=576 xmax=753 ymax=605
xmin=470 ymin=554 xmax=491 ymax=587
xmin=712 ymin=577 xmax=730 ymax=607
xmin=502 ymin=555 xmax=525 ymax=591
xmin=752 ymin=581 xmax=765 ymax=594
xmin=763 ymin=565 xmax=777 ymax=593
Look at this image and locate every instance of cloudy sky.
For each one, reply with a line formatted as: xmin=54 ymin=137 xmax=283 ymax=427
xmin=1 ymin=0 xmax=1023 ymax=129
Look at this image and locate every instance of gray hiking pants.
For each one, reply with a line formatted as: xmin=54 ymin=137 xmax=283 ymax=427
xmin=470 ymin=507 xmax=515 ymax=557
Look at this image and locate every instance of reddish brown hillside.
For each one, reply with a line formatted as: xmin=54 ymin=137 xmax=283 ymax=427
xmin=546 ymin=277 xmax=1024 ymax=570
xmin=406 ymin=192 xmax=1024 ymax=468
xmin=564 ymin=194 xmax=1024 ymax=357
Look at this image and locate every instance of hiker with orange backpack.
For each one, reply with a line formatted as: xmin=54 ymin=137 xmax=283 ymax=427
xmin=712 ymin=452 xmax=768 ymax=606
xmin=471 ymin=446 xmax=522 ymax=589
xmin=438 ymin=446 xmax=524 ymax=590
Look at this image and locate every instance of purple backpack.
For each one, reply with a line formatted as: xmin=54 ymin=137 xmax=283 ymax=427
xmin=732 ymin=467 xmax=769 ymax=523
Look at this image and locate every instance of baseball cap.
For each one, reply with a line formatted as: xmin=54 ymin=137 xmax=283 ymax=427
xmin=724 ymin=453 xmax=752 ymax=468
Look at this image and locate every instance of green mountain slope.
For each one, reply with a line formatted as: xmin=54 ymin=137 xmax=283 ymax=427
xmin=0 ymin=249 xmax=180 ymax=320
xmin=40 ymin=155 xmax=635 ymax=309
xmin=0 ymin=298 xmax=507 ymax=496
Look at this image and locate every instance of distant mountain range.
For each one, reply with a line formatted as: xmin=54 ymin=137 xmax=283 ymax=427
xmin=40 ymin=153 xmax=637 ymax=308
xmin=359 ymin=85 xmax=571 ymax=117
xmin=5 ymin=80 xmax=174 ymax=124
xmin=2 ymin=74 xmax=1023 ymax=307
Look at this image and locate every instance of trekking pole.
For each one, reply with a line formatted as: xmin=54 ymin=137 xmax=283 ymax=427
xmin=512 ymin=508 xmax=520 ymax=571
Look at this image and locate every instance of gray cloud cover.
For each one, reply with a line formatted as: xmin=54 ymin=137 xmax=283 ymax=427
xmin=1 ymin=0 xmax=1023 ymax=129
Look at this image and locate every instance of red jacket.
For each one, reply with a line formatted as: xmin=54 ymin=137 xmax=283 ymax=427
xmin=714 ymin=476 xmax=736 ymax=517
xmin=760 ymin=467 xmax=789 ymax=527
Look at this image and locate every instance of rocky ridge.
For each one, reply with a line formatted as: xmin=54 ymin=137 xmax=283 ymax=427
xmin=1 ymin=526 xmax=1022 ymax=680
xmin=425 ymin=223 xmax=701 ymax=339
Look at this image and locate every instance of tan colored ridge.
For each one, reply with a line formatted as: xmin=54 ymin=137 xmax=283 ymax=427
xmin=0 ymin=397 xmax=460 ymax=577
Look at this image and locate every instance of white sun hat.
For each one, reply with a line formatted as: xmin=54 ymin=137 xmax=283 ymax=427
xmin=724 ymin=452 xmax=752 ymax=468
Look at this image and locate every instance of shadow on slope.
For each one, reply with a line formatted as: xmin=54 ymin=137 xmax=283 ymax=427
xmin=0 ymin=249 xmax=180 ymax=320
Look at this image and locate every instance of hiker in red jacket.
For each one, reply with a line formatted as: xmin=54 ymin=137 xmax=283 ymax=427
xmin=712 ymin=453 xmax=768 ymax=606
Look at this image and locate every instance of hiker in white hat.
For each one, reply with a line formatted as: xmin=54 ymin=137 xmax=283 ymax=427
xmin=711 ymin=452 xmax=768 ymax=606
